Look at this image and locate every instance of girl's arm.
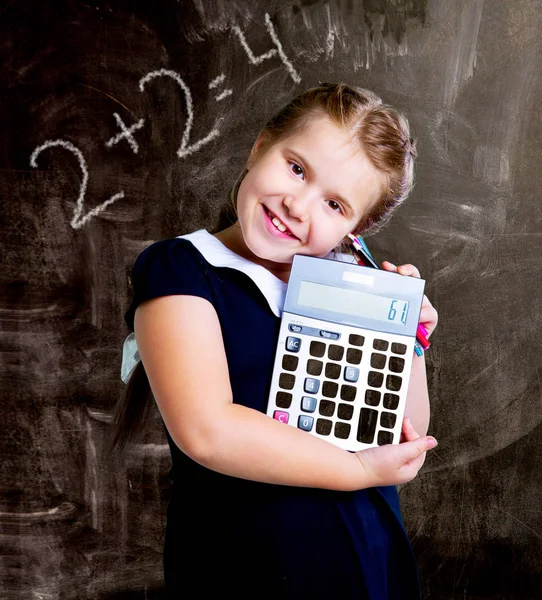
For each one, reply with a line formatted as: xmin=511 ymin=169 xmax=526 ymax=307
xmin=134 ymin=295 xmax=436 ymax=492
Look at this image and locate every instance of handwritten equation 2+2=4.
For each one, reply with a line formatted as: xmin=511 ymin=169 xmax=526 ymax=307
xmin=29 ymin=13 xmax=302 ymax=230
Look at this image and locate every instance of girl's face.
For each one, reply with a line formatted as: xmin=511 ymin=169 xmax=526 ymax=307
xmin=232 ymin=113 xmax=385 ymax=281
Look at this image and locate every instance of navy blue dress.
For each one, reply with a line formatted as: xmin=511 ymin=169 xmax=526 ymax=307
xmin=124 ymin=232 xmax=422 ymax=600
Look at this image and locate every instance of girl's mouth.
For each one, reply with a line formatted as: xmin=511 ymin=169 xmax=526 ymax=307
xmin=263 ymin=205 xmax=297 ymax=239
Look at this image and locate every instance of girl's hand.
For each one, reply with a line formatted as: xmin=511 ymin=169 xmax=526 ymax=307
xmin=354 ymin=418 xmax=436 ymax=487
xmin=381 ymin=261 xmax=438 ymax=338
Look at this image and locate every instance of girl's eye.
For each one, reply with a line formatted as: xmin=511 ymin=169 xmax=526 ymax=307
xmin=327 ymin=199 xmax=343 ymax=214
xmin=289 ymin=161 xmax=305 ymax=178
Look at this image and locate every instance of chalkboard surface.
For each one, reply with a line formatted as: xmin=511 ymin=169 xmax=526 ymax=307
xmin=2 ymin=1 xmax=541 ymax=598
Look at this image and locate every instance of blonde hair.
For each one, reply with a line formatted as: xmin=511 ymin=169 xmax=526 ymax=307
xmin=227 ymin=83 xmax=417 ymax=249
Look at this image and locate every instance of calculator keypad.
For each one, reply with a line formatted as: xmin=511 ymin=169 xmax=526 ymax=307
xmin=267 ymin=317 xmax=415 ymax=451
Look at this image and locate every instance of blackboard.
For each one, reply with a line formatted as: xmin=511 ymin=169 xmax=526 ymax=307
xmin=2 ymin=1 xmax=541 ymax=598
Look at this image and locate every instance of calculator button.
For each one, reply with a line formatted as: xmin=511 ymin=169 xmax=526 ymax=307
xmin=276 ymin=392 xmax=292 ymax=409
xmin=325 ymin=363 xmax=341 ymax=379
xmin=338 ymin=403 xmax=354 ymax=420
xmin=340 ymin=385 xmax=357 ymax=401
xmin=322 ymin=381 xmax=338 ymax=398
xmin=286 ymin=337 xmax=301 ymax=352
xmin=304 ymin=378 xmax=320 ymax=393
xmin=373 ymin=339 xmax=389 ymax=351
xmin=391 ymin=342 xmax=407 ymax=355
xmin=310 ymin=341 xmax=326 ymax=357
xmin=349 ymin=334 xmax=364 ymax=347
xmin=389 ymin=357 xmax=405 ymax=373
xmin=357 ymin=408 xmax=378 ymax=444
xmin=365 ymin=390 xmax=381 ymax=406
xmin=279 ymin=373 xmax=296 ymax=390
xmin=320 ymin=330 xmax=338 ymax=339
xmin=282 ymin=355 xmax=299 ymax=371
xmin=370 ymin=353 xmax=387 ymax=370
xmin=273 ymin=410 xmax=289 ymax=423
xmin=316 ymin=419 xmax=333 ymax=436
xmin=319 ymin=400 xmax=336 ymax=417
xmin=289 ymin=324 xmax=302 ymax=333
xmin=386 ymin=375 xmax=402 ymax=392
xmin=346 ymin=348 xmax=362 ymax=364
xmin=328 ymin=345 xmax=344 ymax=361
xmin=301 ymin=396 xmax=317 ymax=413
xmin=377 ymin=430 xmax=394 ymax=446
xmin=306 ymin=359 xmax=323 ymax=376
xmin=334 ymin=422 xmax=351 ymax=440
xmin=380 ymin=412 xmax=397 ymax=429
xmin=368 ymin=371 xmax=384 ymax=387
xmin=298 ymin=415 xmax=314 ymax=431
xmin=383 ymin=393 xmax=399 ymax=410
xmin=344 ymin=366 xmax=360 ymax=383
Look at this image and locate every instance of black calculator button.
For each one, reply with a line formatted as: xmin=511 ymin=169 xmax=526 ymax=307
xmin=310 ymin=341 xmax=326 ymax=357
xmin=298 ymin=415 xmax=314 ymax=431
xmin=279 ymin=373 xmax=295 ymax=390
xmin=373 ymin=339 xmax=389 ymax=351
xmin=380 ymin=412 xmax=397 ymax=429
xmin=370 ymin=353 xmax=387 ymax=370
xmin=389 ymin=357 xmax=405 ymax=373
xmin=346 ymin=348 xmax=362 ymax=364
xmin=306 ymin=359 xmax=323 ymax=376
xmin=301 ymin=396 xmax=317 ymax=413
xmin=357 ymin=408 xmax=378 ymax=444
xmin=386 ymin=375 xmax=402 ymax=392
xmin=319 ymin=400 xmax=336 ymax=417
xmin=391 ymin=342 xmax=407 ymax=355
xmin=383 ymin=393 xmax=400 ymax=410
xmin=367 ymin=371 xmax=384 ymax=388
xmin=276 ymin=392 xmax=292 ymax=409
xmin=340 ymin=385 xmax=357 ymax=402
xmin=328 ymin=344 xmax=344 ymax=361
xmin=344 ymin=366 xmax=359 ymax=383
xmin=286 ymin=337 xmax=301 ymax=352
xmin=282 ymin=355 xmax=299 ymax=371
xmin=304 ymin=378 xmax=320 ymax=393
xmin=334 ymin=422 xmax=351 ymax=440
xmin=316 ymin=418 xmax=333 ymax=436
xmin=365 ymin=390 xmax=381 ymax=406
xmin=377 ymin=430 xmax=394 ymax=446
xmin=349 ymin=334 xmax=364 ymax=347
xmin=325 ymin=363 xmax=341 ymax=379
xmin=322 ymin=381 xmax=339 ymax=398
xmin=338 ymin=403 xmax=354 ymax=420
xmin=289 ymin=324 xmax=302 ymax=333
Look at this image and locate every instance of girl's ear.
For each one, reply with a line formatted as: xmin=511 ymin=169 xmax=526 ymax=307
xmin=246 ymin=133 xmax=270 ymax=169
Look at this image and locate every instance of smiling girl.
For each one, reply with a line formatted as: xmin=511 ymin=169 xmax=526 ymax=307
xmin=112 ymin=83 xmax=438 ymax=599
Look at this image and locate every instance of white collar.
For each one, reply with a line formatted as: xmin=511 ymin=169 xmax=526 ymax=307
xmin=178 ymin=229 xmax=287 ymax=318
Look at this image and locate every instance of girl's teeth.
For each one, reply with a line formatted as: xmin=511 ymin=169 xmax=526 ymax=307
xmin=271 ymin=216 xmax=287 ymax=233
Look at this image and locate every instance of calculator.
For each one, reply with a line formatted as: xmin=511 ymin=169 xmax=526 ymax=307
xmin=266 ymin=254 xmax=425 ymax=451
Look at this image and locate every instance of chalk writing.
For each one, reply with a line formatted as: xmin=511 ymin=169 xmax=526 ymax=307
xmin=139 ymin=69 xmax=222 ymax=158
xmin=30 ymin=140 xmax=125 ymax=230
xmin=232 ymin=13 xmax=301 ymax=84
xmin=105 ymin=112 xmax=145 ymax=154
xmin=208 ymin=74 xmax=233 ymax=101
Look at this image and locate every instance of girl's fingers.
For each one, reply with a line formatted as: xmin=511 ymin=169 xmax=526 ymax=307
xmin=381 ymin=261 xmax=421 ymax=278
xmin=400 ymin=436 xmax=437 ymax=465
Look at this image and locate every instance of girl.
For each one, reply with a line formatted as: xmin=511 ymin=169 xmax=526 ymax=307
xmin=112 ymin=83 xmax=438 ymax=599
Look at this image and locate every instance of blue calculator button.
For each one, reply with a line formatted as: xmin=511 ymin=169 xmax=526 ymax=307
xmin=344 ymin=366 xmax=360 ymax=382
xmin=301 ymin=396 xmax=317 ymax=413
xmin=304 ymin=378 xmax=320 ymax=393
xmin=286 ymin=336 xmax=301 ymax=352
xmin=320 ymin=330 xmax=332 ymax=338
xmin=298 ymin=415 xmax=314 ymax=431
xmin=289 ymin=324 xmax=302 ymax=333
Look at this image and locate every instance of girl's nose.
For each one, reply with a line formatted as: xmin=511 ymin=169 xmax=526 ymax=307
xmin=283 ymin=194 xmax=311 ymax=222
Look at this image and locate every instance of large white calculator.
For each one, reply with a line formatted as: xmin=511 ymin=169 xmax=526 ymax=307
xmin=266 ymin=254 xmax=425 ymax=451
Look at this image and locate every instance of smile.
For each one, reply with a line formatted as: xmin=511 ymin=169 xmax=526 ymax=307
xmin=263 ymin=206 xmax=297 ymax=238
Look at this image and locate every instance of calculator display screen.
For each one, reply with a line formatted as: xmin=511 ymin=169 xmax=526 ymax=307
xmin=297 ymin=281 xmax=409 ymax=325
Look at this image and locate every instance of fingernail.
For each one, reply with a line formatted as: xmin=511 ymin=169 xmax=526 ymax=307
xmin=427 ymin=438 xmax=438 ymax=449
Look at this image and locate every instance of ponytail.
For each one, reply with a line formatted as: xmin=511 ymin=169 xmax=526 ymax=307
xmin=108 ymin=360 xmax=153 ymax=454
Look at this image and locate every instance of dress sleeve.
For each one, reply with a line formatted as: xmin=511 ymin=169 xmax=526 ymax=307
xmin=124 ymin=238 xmax=214 ymax=332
